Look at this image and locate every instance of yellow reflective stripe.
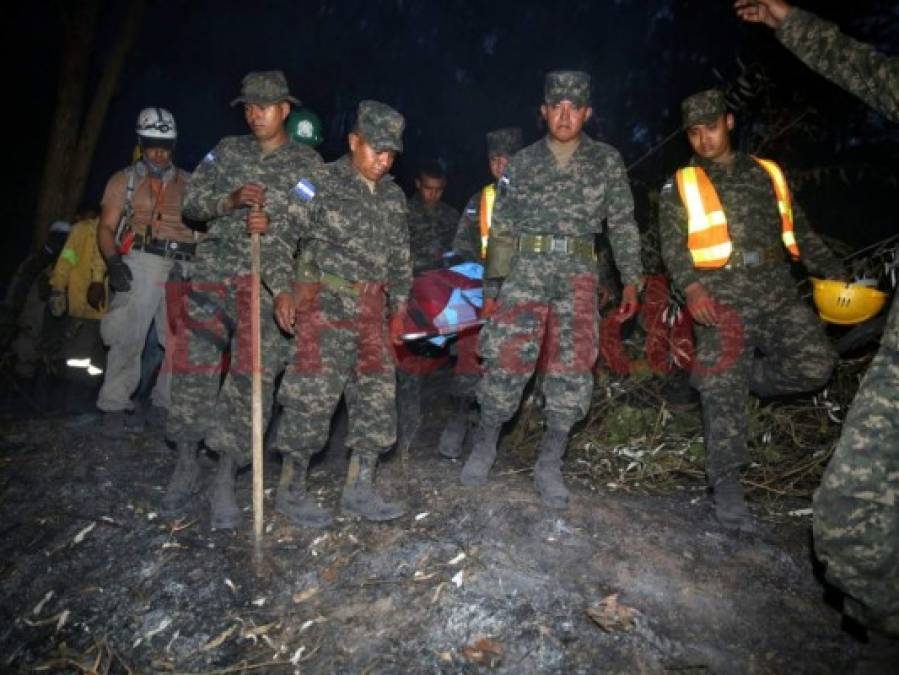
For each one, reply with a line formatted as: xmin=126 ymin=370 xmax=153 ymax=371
xmin=753 ymin=157 xmax=794 ymax=225
xmin=782 ymin=231 xmax=797 ymax=247
xmin=680 ymin=168 xmax=711 ymax=233
xmin=60 ymin=248 xmax=79 ymax=266
xmin=686 ymin=211 xmax=725 ymax=233
xmin=691 ymin=242 xmax=734 ymax=263
xmin=479 ymin=184 xmax=496 ymax=259
xmin=777 ymin=200 xmax=794 ymax=221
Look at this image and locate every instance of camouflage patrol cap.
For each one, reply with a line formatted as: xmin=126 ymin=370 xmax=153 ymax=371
xmin=681 ymin=89 xmax=727 ymax=128
xmin=355 ymin=100 xmax=405 ymax=152
xmin=544 ymin=70 xmax=591 ymax=106
xmin=486 ymin=127 xmax=523 ymax=158
xmin=230 ymin=70 xmax=301 ymax=107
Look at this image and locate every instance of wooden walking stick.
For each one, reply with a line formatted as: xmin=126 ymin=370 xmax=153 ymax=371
xmin=250 ymin=206 xmax=264 ymax=564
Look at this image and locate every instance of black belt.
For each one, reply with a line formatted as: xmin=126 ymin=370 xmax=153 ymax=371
xmin=133 ymin=234 xmax=196 ymax=261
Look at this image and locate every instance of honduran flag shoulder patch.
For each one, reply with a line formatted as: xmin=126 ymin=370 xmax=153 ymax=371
xmin=292 ymin=178 xmax=317 ymax=201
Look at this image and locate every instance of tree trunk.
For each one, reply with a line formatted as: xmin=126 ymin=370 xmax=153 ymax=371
xmin=31 ymin=0 xmax=98 ymax=252
xmin=64 ymin=0 xmax=147 ymax=219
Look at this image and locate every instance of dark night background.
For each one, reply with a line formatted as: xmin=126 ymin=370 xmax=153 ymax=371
xmin=6 ymin=0 xmax=898 ymax=289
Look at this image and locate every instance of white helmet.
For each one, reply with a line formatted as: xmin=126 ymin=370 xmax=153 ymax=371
xmin=136 ymin=107 xmax=177 ymax=140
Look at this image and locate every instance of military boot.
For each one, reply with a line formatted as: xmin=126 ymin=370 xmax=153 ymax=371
xmin=460 ymin=422 xmax=501 ymax=486
xmin=340 ymin=451 xmax=405 ymax=522
xmin=534 ymin=427 xmax=570 ymax=509
xmin=162 ymin=441 xmax=201 ymax=513
xmin=713 ymin=478 xmax=755 ymax=533
xmin=438 ymin=396 xmax=470 ymax=459
xmin=210 ymin=453 xmax=241 ymax=530
xmin=275 ymin=455 xmax=332 ymax=528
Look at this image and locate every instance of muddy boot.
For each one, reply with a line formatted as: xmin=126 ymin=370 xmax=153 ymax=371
xmin=210 ymin=454 xmax=241 ymax=530
xmin=438 ymin=397 xmax=470 ymax=459
xmin=534 ymin=427 xmax=570 ymax=509
xmin=461 ymin=423 xmax=500 ymax=486
xmin=341 ymin=451 xmax=405 ymax=522
xmin=713 ymin=478 xmax=755 ymax=533
xmin=275 ymin=456 xmax=332 ymax=528
xmin=162 ymin=442 xmax=201 ymax=513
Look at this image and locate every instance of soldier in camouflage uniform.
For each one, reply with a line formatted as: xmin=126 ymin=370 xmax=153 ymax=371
xmin=659 ymin=88 xmax=843 ymax=532
xmin=738 ymin=0 xmax=898 ymax=637
xmin=407 ymin=162 xmax=459 ymax=274
xmin=450 ymin=128 xmax=523 ymax=264
xmin=162 ymin=72 xmax=322 ymax=529
xmin=437 ymin=127 xmax=523 ymax=459
xmin=395 ymin=162 xmax=460 ymax=452
xmin=462 ymin=71 xmax=643 ymax=509
xmin=272 ymin=100 xmax=411 ymax=526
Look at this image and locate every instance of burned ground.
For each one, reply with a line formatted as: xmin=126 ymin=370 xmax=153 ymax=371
xmin=0 ymin=368 xmax=875 ymax=674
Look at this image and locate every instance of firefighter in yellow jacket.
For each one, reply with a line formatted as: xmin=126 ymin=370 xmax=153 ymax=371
xmin=659 ymin=89 xmax=843 ymax=533
xmin=47 ymin=216 xmax=108 ymax=378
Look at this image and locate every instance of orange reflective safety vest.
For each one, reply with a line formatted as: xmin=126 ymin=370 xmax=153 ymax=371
xmin=675 ymin=157 xmax=800 ymax=269
xmin=479 ymin=183 xmax=496 ymax=260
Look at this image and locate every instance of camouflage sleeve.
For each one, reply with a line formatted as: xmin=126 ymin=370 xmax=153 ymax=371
xmin=182 ymin=141 xmax=229 ymax=222
xmin=387 ymin=195 xmax=412 ymax=310
xmin=595 ymin=244 xmax=619 ymax=296
xmin=451 ymin=195 xmax=481 ymax=262
xmin=603 ymin=148 xmax=644 ymax=287
xmin=658 ymin=178 xmax=701 ymax=293
xmin=265 ymin=182 xmax=309 ymax=299
xmin=792 ymin=198 xmax=843 ymax=279
xmin=488 ymin=168 xmax=517 ymax=242
xmin=776 ymin=8 xmax=899 ymax=122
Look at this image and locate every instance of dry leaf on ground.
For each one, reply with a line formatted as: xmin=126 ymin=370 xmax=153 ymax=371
xmin=586 ymin=593 xmax=639 ymax=632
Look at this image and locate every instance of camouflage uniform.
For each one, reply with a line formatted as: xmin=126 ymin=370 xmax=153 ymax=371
xmin=774 ymin=8 xmax=898 ymax=635
xmin=165 ymin=73 xmax=321 ymax=465
xmin=406 ymin=194 xmax=459 ymax=274
xmin=277 ymin=102 xmax=411 ymax=470
xmin=659 ymin=91 xmax=841 ymax=492
xmin=435 ymin=128 xmax=526 ymax=460
xmin=477 ymin=74 xmax=643 ymax=434
xmin=451 ymin=127 xmax=524 ymax=264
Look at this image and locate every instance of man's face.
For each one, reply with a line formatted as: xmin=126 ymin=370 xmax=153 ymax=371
xmin=142 ymin=146 xmax=172 ymax=169
xmin=244 ymin=101 xmax=290 ymax=143
xmin=415 ymin=174 xmax=447 ymax=208
xmin=488 ymin=154 xmax=509 ymax=181
xmin=349 ymin=133 xmax=396 ymax=182
xmin=541 ymin=100 xmax=592 ymax=143
xmin=686 ymin=113 xmax=734 ymax=162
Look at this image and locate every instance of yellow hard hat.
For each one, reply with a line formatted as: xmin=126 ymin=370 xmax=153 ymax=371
xmin=810 ymin=278 xmax=888 ymax=325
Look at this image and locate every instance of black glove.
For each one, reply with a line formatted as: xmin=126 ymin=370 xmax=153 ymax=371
xmin=107 ymin=254 xmax=132 ymax=292
xmin=86 ymin=281 xmax=107 ymax=310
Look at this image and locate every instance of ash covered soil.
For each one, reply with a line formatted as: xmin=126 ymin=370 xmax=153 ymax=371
xmin=0 ymin=374 xmax=865 ymax=674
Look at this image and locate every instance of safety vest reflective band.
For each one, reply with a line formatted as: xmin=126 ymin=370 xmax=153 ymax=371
xmin=479 ymin=183 xmax=496 ymax=260
xmin=752 ymin=157 xmax=799 ymax=260
xmin=675 ymin=157 xmax=799 ymax=269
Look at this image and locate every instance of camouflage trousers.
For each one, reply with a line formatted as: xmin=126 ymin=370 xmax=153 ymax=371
xmin=477 ymin=257 xmax=598 ymax=432
xmin=813 ymin=296 xmax=899 ymax=636
xmin=277 ymin=291 xmax=396 ymax=459
xmin=165 ymin=275 xmax=286 ymax=464
xmin=691 ymin=286 xmax=835 ymax=485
